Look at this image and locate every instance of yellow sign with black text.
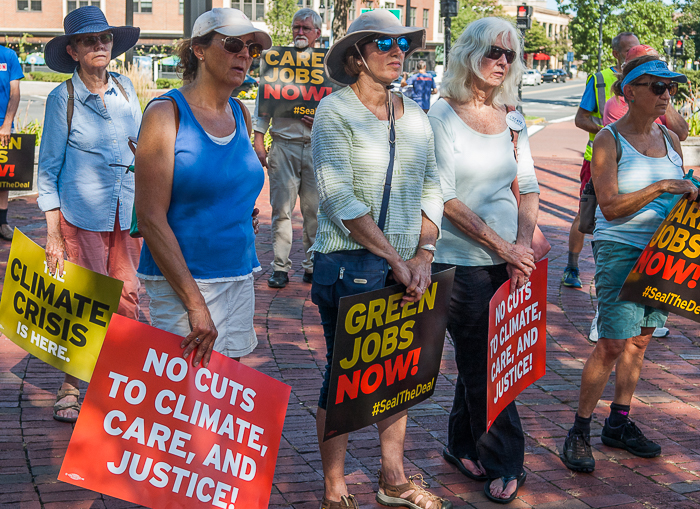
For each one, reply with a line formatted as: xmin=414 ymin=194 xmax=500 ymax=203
xmin=0 ymin=230 xmax=123 ymax=381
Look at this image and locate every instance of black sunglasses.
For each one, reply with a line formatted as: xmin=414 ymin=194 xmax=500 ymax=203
xmin=372 ymin=36 xmax=412 ymax=53
xmin=77 ymin=33 xmax=113 ymax=47
xmin=485 ymin=45 xmax=516 ymax=64
xmin=631 ymin=81 xmax=678 ymax=97
xmin=218 ymin=36 xmax=263 ymax=59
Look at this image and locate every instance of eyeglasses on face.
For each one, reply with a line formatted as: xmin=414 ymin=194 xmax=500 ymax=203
xmin=292 ymin=25 xmax=317 ymax=33
xmin=218 ymin=36 xmax=263 ymax=59
xmin=372 ymin=36 xmax=411 ymax=53
xmin=631 ymin=81 xmax=678 ymax=97
xmin=484 ymin=45 xmax=516 ymax=64
xmin=77 ymin=33 xmax=113 ymax=47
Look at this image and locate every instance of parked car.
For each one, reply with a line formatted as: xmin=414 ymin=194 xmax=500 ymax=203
xmin=522 ymin=68 xmax=542 ymax=86
xmin=542 ymin=69 xmax=567 ymax=83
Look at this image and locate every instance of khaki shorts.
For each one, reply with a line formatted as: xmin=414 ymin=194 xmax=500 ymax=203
xmin=145 ymin=275 xmax=258 ymax=358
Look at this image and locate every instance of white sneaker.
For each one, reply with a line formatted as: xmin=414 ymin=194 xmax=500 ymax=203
xmin=652 ymin=327 xmax=670 ymax=338
xmin=588 ymin=307 xmax=599 ymax=343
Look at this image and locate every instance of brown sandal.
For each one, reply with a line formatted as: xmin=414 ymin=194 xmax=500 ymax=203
xmin=53 ymin=386 xmax=81 ymax=423
xmin=320 ymin=494 xmax=359 ymax=509
xmin=376 ymin=470 xmax=453 ymax=509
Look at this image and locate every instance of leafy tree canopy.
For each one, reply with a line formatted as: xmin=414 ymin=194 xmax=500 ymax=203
xmin=265 ymin=0 xmax=298 ymax=46
xmin=451 ymin=0 xmax=504 ymax=43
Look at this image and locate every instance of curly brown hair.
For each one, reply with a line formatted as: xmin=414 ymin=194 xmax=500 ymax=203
xmin=175 ymin=32 xmax=216 ymax=82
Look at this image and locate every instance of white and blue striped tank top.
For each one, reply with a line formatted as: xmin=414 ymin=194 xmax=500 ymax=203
xmin=594 ymin=124 xmax=684 ymax=250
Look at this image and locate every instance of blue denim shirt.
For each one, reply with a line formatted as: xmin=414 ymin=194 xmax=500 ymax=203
xmin=37 ymin=71 xmax=142 ymax=232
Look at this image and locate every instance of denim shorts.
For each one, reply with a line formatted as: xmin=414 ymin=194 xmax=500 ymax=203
xmin=594 ymin=240 xmax=668 ymax=340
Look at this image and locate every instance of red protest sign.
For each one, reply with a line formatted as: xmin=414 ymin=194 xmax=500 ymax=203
xmin=487 ymin=259 xmax=548 ymax=431
xmin=59 ymin=314 xmax=291 ymax=509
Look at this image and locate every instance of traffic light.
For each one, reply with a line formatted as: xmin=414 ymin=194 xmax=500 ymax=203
xmin=675 ymin=39 xmax=684 ymax=58
xmin=663 ymin=39 xmax=673 ymax=57
xmin=516 ymin=4 xmax=533 ymax=30
xmin=440 ymin=0 xmax=458 ymax=18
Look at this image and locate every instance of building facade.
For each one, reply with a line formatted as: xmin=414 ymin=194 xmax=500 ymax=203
xmin=1 ymin=0 xmax=443 ymax=67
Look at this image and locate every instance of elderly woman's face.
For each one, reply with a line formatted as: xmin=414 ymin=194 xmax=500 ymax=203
xmin=66 ymin=31 xmax=113 ymax=71
xmin=360 ymin=36 xmax=406 ymax=84
xmin=626 ymin=76 xmax=673 ymax=117
xmin=197 ymin=32 xmax=256 ymax=88
xmin=478 ymin=33 xmax=512 ymax=89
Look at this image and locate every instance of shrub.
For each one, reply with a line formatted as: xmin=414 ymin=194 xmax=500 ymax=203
xmin=156 ymin=78 xmax=183 ymax=89
xmin=27 ymin=71 xmax=71 ymax=82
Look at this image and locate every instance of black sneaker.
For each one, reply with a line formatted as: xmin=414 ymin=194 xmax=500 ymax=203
xmin=303 ymin=271 xmax=313 ymax=284
xmin=601 ymin=419 xmax=661 ymax=458
xmin=268 ymin=271 xmax=289 ymax=288
xmin=561 ymin=427 xmax=595 ymax=472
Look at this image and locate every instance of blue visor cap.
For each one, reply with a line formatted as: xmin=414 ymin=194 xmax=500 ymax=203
xmin=621 ymin=59 xmax=688 ymax=90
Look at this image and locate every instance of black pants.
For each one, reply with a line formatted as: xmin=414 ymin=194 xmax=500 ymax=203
xmin=434 ymin=262 xmax=525 ymax=479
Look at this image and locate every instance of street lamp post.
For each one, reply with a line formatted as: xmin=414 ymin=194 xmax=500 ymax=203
xmin=597 ymin=0 xmax=604 ymax=72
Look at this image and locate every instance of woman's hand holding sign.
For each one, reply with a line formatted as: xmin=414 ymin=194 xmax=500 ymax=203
xmin=44 ymin=209 xmax=66 ymax=277
xmin=182 ymin=303 xmax=218 ymax=367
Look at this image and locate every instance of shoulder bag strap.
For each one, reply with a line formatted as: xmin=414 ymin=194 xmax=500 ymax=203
xmin=232 ymin=97 xmax=252 ymax=137
xmin=65 ymin=78 xmax=74 ymax=135
xmin=377 ymin=95 xmax=396 ymax=232
xmin=505 ymin=105 xmax=519 ymax=162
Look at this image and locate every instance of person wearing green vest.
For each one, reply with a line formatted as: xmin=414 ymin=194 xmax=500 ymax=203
xmin=562 ymin=32 xmax=639 ymax=289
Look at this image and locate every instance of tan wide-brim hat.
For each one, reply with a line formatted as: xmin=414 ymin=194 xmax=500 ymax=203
xmin=325 ymin=9 xmax=425 ymax=86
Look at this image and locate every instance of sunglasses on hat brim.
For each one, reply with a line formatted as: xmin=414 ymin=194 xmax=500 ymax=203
xmin=484 ymin=45 xmax=516 ymax=64
xmin=630 ymin=81 xmax=678 ymax=96
xmin=218 ymin=36 xmax=263 ymax=58
xmin=371 ymin=36 xmax=412 ymax=53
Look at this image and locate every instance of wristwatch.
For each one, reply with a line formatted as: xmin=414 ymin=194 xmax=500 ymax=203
xmin=419 ymin=244 xmax=437 ymax=253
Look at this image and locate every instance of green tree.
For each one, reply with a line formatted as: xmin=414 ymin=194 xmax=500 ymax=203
xmin=557 ymin=0 xmax=675 ymax=74
xmin=678 ymin=0 xmax=700 ymax=61
xmin=265 ymin=0 xmax=298 ymax=46
xmin=524 ymin=20 xmax=553 ymax=55
xmin=451 ymin=0 xmax=503 ymax=43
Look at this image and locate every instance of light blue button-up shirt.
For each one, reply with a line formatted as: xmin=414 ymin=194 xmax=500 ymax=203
xmin=37 ymin=71 xmax=142 ymax=232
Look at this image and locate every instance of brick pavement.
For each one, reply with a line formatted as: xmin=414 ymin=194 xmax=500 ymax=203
xmin=3 ymin=122 xmax=700 ymax=508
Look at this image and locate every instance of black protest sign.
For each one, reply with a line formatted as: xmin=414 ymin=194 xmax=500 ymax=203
xmin=619 ymin=195 xmax=700 ymax=322
xmin=257 ymin=47 xmax=339 ymax=119
xmin=323 ymin=268 xmax=455 ymax=440
xmin=0 ymin=134 xmax=35 ymax=190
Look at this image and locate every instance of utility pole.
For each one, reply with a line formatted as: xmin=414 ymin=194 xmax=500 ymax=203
xmin=440 ymin=0 xmax=457 ymax=68
xmin=597 ymin=0 xmax=604 ymax=73
xmin=184 ymin=0 xmax=212 ymax=39
xmin=125 ymin=0 xmax=134 ymax=66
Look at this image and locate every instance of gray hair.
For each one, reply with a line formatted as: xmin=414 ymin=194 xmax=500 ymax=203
xmin=441 ymin=17 xmax=524 ymax=108
xmin=612 ymin=32 xmax=636 ymax=52
xmin=417 ymin=60 xmax=427 ymax=69
xmin=293 ymin=8 xmax=322 ymax=30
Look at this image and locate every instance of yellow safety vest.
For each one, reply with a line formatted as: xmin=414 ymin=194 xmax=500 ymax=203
xmin=584 ymin=67 xmax=617 ymax=161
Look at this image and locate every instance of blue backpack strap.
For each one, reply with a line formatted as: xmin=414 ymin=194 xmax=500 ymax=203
xmin=607 ymin=123 xmax=622 ymax=164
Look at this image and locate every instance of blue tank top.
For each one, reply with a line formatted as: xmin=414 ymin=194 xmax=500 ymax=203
xmin=594 ymin=124 xmax=684 ymax=250
xmin=138 ymin=89 xmax=265 ymax=279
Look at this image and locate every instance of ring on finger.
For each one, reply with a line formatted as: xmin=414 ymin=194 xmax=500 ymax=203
xmin=194 ymin=337 xmax=202 ymax=344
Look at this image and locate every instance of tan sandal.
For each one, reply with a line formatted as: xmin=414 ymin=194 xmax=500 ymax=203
xmin=320 ymin=494 xmax=359 ymax=509
xmin=376 ymin=470 xmax=453 ymax=509
xmin=53 ymin=386 xmax=81 ymax=423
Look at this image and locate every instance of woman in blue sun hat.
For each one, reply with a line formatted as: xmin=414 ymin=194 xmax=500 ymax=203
xmin=38 ymin=5 xmax=143 ymax=423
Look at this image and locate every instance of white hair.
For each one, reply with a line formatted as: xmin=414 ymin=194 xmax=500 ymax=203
xmin=293 ymin=8 xmax=322 ymax=30
xmin=441 ymin=17 xmax=524 ymax=107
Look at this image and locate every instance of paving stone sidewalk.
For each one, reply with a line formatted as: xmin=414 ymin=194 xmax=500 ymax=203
xmin=3 ymin=122 xmax=700 ymax=508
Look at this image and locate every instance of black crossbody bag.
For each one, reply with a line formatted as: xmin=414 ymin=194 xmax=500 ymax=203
xmin=311 ymin=98 xmax=397 ymax=309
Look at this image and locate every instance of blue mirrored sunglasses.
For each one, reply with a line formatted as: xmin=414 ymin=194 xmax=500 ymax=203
xmin=373 ymin=36 xmax=411 ymax=53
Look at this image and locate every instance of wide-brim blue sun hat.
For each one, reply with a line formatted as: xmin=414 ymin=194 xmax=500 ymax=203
xmin=44 ymin=5 xmax=140 ymax=73
xmin=621 ymin=59 xmax=688 ymax=90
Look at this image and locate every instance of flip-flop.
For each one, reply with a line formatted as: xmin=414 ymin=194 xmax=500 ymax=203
xmin=442 ymin=447 xmax=488 ymax=482
xmin=483 ymin=472 xmax=527 ymax=504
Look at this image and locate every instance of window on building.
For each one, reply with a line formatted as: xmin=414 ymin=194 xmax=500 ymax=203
xmin=133 ymin=0 xmax=152 ymax=13
xmin=438 ymin=16 xmax=443 ymax=33
xmin=385 ymin=2 xmax=394 ymax=7
xmin=179 ymin=0 xmax=183 ymax=15
xmin=422 ymin=8 xmax=428 ymax=28
xmin=233 ymin=0 xmax=264 ymax=21
xmin=297 ymin=0 xmax=312 ymax=7
xmin=17 ymin=0 xmax=41 ymax=11
xmin=409 ymin=7 xmax=416 ymax=26
xmin=348 ymin=0 xmax=356 ymax=21
xmin=66 ymin=0 xmax=98 ymax=13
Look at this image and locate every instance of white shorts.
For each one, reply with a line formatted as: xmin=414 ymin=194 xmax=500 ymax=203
xmin=145 ymin=275 xmax=258 ymax=358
